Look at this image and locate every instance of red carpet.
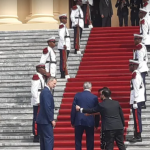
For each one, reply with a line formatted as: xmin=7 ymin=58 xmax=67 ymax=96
xmin=54 ymin=26 xmax=139 ymax=150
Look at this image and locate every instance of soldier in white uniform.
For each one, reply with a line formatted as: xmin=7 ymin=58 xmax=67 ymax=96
xmin=40 ymin=37 xmax=57 ymax=77
xmin=133 ymin=34 xmax=149 ymax=108
xmin=75 ymin=0 xmax=93 ymax=28
xmin=71 ymin=0 xmax=84 ymax=54
xmin=31 ymin=63 xmax=50 ymax=142
xmin=128 ymin=59 xmax=145 ymax=143
xmin=58 ymin=14 xmax=71 ymax=79
xmin=139 ymin=8 xmax=150 ymax=52
xmin=143 ymin=0 xmax=150 ymax=21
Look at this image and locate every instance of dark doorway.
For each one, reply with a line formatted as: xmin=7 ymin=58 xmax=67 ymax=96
xmin=69 ymin=0 xmax=102 ymax=28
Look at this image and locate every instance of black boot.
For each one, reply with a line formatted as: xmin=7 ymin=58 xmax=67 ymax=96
xmin=129 ymin=132 xmax=142 ymax=143
xmin=61 ymin=72 xmax=65 ymax=78
xmin=33 ymin=135 xmax=39 ymax=142
xmin=74 ymin=49 xmax=77 ymax=54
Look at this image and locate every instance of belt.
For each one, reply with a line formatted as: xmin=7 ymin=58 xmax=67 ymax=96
xmin=65 ymin=36 xmax=70 ymax=38
xmin=75 ymin=17 xmax=83 ymax=19
xmin=46 ymin=61 xmax=57 ymax=64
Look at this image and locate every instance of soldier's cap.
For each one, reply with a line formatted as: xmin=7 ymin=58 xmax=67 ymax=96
xmin=133 ymin=34 xmax=143 ymax=39
xmin=47 ymin=37 xmax=56 ymax=43
xmin=129 ymin=59 xmax=140 ymax=65
xmin=36 ymin=63 xmax=45 ymax=68
xmin=139 ymin=8 xmax=148 ymax=13
xmin=59 ymin=14 xmax=67 ymax=19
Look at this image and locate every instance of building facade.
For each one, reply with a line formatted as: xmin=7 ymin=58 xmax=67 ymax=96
xmin=0 ymin=0 xmax=131 ymax=31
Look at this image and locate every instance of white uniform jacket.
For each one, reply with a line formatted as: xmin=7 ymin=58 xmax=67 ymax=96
xmin=133 ymin=43 xmax=149 ymax=73
xmin=70 ymin=5 xmax=84 ymax=29
xmin=143 ymin=2 xmax=150 ymax=25
xmin=40 ymin=46 xmax=57 ymax=77
xmin=130 ymin=70 xmax=145 ymax=104
xmin=140 ymin=17 xmax=150 ymax=45
xmin=57 ymin=23 xmax=71 ymax=50
xmin=31 ymin=73 xmax=45 ymax=106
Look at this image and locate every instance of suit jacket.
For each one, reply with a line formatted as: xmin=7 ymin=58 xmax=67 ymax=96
xmin=115 ymin=0 xmax=130 ymax=16
xmin=83 ymin=99 xmax=125 ymax=131
xmin=71 ymin=90 xmax=100 ymax=127
xmin=99 ymin=0 xmax=113 ymax=17
xmin=130 ymin=0 xmax=143 ymax=14
xmin=36 ymin=86 xmax=54 ymax=124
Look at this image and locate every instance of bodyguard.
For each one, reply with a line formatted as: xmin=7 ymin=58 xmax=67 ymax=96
xmin=71 ymin=82 xmax=100 ymax=150
xmin=36 ymin=77 xmax=57 ymax=150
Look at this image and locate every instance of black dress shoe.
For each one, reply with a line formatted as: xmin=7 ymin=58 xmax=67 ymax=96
xmin=33 ymin=135 xmax=39 ymax=142
xmin=129 ymin=137 xmax=142 ymax=143
xmin=74 ymin=50 xmax=77 ymax=54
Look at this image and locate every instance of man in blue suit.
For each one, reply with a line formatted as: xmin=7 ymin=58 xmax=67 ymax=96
xmin=71 ymin=82 xmax=100 ymax=150
xmin=36 ymin=77 xmax=57 ymax=150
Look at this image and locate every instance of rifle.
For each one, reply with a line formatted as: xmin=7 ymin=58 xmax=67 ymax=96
xmin=75 ymin=9 xmax=80 ymax=51
xmin=85 ymin=0 xmax=92 ymax=26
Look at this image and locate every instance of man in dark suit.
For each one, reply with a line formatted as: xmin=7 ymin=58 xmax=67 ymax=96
xmin=71 ymin=82 xmax=100 ymax=150
xmin=36 ymin=77 xmax=57 ymax=150
xmin=115 ymin=0 xmax=130 ymax=27
xmin=99 ymin=0 xmax=113 ymax=27
xmin=130 ymin=0 xmax=143 ymax=26
xmin=76 ymin=88 xmax=126 ymax=150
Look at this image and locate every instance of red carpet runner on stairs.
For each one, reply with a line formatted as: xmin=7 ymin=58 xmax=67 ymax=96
xmin=54 ymin=26 xmax=139 ymax=150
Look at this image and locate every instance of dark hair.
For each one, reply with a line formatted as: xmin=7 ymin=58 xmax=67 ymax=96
xmin=99 ymin=87 xmax=111 ymax=98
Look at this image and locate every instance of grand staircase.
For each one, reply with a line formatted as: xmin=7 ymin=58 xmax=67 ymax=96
xmin=0 ymin=27 xmax=149 ymax=150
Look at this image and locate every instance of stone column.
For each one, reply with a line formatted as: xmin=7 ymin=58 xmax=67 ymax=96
xmin=0 ymin=0 xmax=22 ymax=24
xmin=27 ymin=0 xmax=58 ymax=24
xmin=53 ymin=0 xmax=60 ymax=21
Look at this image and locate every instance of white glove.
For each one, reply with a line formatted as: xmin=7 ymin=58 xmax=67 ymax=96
xmin=88 ymin=24 xmax=93 ymax=29
xmin=133 ymin=103 xmax=138 ymax=109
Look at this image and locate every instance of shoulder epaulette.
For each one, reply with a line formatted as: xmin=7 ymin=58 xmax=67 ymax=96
xmin=59 ymin=24 xmax=64 ymax=29
xmin=136 ymin=44 xmax=142 ymax=50
xmin=132 ymin=72 xmax=137 ymax=79
xmin=32 ymin=74 xmax=40 ymax=80
xmin=43 ymin=47 xmax=48 ymax=54
xmin=72 ymin=5 xmax=78 ymax=10
xmin=140 ymin=19 xmax=145 ymax=25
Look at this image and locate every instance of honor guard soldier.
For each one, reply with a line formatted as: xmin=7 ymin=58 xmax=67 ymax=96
xmin=31 ymin=63 xmax=50 ymax=142
xmin=58 ymin=14 xmax=71 ymax=79
xmin=74 ymin=0 xmax=93 ymax=28
xmin=139 ymin=8 xmax=150 ymax=52
xmin=129 ymin=59 xmax=145 ymax=143
xmin=143 ymin=0 xmax=150 ymax=22
xmin=40 ymin=37 xmax=57 ymax=77
xmin=133 ymin=34 xmax=149 ymax=108
xmin=130 ymin=0 xmax=143 ymax=26
xmin=115 ymin=0 xmax=130 ymax=27
xmin=71 ymin=0 xmax=84 ymax=54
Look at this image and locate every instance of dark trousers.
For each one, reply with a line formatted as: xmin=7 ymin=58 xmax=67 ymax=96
xmin=38 ymin=124 xmax=54 ymax=150
xmin=73 ymin=27 xmax=83 ymax=51
xmin=118 ymin=14 xmax=128 ymax=27
xmin=75 ymin=125 xmax=94 ymax=150
xmin=104 ymin=129 xmax=126 ymax=150
xmin=102 ymin=16 xmax=111 ymax=27
xmin=132 ymin=102 xmax=142 ymax=133
xmin=141 ymin=72 xmax=147 ymax=106
xmin=131 ymin=12 xmax=139 ymax=26
xmin=81 ymin=4 xmax=92 ymax=28
xmin=59 ymin=49 xmax=70 ymax=78
xmin=146 ymin=45 xmax=150 ymax=52
xmin=32 ymin=106 xmax=40 ymax=136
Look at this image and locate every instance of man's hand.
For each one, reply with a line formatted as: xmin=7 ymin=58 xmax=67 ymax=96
xmin=52 ymin=120 xmax=56 ymax=127
xmin=71 ymin=124 xmax=74 ymax=128
xmin=85 ymin=113 xmax=91 ymax=116
xmin=101 ymin=14 xmax=104 ymax=18
xmin=76 ymin=105 xmax=80 ymax=111
xmin=63 ymin=45 xmax=67 ymax=50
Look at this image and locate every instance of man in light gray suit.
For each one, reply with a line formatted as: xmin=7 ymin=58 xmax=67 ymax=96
xmin=100 ymin=0 xmax=113 ymax=27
